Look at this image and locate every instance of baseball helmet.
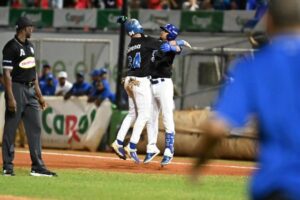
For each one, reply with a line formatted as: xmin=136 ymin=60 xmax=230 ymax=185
xmin=124 ymin=19 xmax=144 ymax=36
xmin=160 ymin=24 xmax=179 ymax=41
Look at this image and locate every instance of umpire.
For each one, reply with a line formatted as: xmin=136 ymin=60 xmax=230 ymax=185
xmin=2 ymin=16 xmax=56 ymax=177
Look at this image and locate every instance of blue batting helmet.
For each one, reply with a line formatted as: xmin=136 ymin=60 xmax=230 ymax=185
xmin=160 ymin=24 xmax=179 ymax=41
xmin=125 ymin=19 xmax=144 ymax=36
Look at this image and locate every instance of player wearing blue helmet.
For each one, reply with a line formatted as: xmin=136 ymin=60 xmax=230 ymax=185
xmin=144 ymin=24 xmax=191 ymax=166
xmin=124 ymin=19 xmax=144 ymax=36
xmin=111 ymin=17 xmax=164 ymax=163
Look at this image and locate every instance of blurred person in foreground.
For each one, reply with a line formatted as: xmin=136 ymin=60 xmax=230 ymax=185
xmin=55 ymin=71 xmax=72 ymax=96
xmin=64 ymin=72 xmax=92 ymax=100
xmin=192 ymin=0 xmax=300 ymax=200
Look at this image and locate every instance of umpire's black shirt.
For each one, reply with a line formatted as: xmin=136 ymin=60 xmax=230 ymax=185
xmin=126 ymin=34 xmax=162 ymax=77
xmin=2 ymin=35 xmax=36 ymax=82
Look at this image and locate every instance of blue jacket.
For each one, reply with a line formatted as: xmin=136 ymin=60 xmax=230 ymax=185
xmin=215 ymin=35 xmax=300 ymax=200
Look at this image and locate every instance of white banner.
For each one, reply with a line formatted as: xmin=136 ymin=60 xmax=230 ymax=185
xmin=0 ymin=95 xmax=112 ymax=151
xmin=0 ymin=7 xmax=9 ymax=26
xmin=53 ymin=9 xmax=97 ymax=28
xmin=223 ymin=10 xmax=255 ymax=32
xmin=138 ymin=9 xmax=181 ymax=31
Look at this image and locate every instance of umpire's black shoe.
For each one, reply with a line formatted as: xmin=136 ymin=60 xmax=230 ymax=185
xmin=30 ymin=169 xmax=57 ymax=177
xmin=2 ymin=169 xmax=15 ymax=176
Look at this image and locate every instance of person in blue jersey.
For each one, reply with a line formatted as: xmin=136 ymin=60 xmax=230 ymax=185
xmin=87 ymin=69 xmax=101 ymax=103
xmin=94 ymin=68 xmax=116 ymax=106
xmin=40 ymin=74 xmax=57 ymax=96
xmin=39 ymin=64 xmax=57 ymax=87
xmin=192 ymin=0 xmax=300 ymax=200
xmin=64 ymin=72 xmax=92 ymax=100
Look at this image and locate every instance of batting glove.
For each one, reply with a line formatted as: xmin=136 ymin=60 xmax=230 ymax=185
xmin=117 ymin=16 xmax=128 ymax=24
xmin=160 ymin=43 xmax=177 ymax=53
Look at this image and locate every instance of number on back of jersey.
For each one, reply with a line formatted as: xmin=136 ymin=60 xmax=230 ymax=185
xmin=128 ymin=52 xmax=141 ymax=69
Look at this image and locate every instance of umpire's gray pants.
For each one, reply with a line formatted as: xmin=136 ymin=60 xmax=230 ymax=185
xmin=2 ymin=82 xmax=46 ymax=171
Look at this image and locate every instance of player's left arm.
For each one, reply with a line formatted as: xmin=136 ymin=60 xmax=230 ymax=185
xmin=34 ymin=73 xmax=47 ymax=110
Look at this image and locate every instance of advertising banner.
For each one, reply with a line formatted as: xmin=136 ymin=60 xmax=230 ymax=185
xmin=54 ymin=9 xmax=97 ymax=28
xmin=97 ymin=9 xmax=138 ymax=30
xmin=138 ymin=9 xmax=180 ymax=31
xmin=0 ymin=95 xmax=112 ymax=151
xmin=9 ymin=8 xmax=53 ymax=28
xmin=0 ymin=7 xmax=9 ymax=26
xmin=223 ymin=10 xmax=256 ymax=32
xmin=180 ymin=11 xmax=223 ymax=32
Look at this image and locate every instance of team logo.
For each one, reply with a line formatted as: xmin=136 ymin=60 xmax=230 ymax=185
xmin=20 ymin=49 xmax=25 ymax=56
xmin=19 ymin=57 xmax=36 ymax=69
xmin=30 ymin=47 xmax=34 ymax=54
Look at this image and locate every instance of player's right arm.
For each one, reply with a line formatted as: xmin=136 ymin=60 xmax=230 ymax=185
xmin=2 ymin=43 xmax=17 ymax=112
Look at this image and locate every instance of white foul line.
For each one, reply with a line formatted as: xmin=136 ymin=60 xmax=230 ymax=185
xmin=16 ymin=150 xmax=257 ymax=170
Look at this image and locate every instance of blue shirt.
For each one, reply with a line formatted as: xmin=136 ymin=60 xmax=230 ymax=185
xmin=215 ymin=35 xmax=300 ymax=200
xmin=70 ymin=82 xmax=92 ymax=96
xmin=40 ymin=83 xmax=56 ymax=96
xmin=99 ymin=79 xmax=115 ymax=103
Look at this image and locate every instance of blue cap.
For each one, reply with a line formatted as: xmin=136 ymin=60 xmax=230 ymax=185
xmin=90 ymin=69 xmax=101 ymax=77
xmin=46 ymin=73 xmax=54 ymax=80
xmin=99 ymin=68 xmax=108 ymax=75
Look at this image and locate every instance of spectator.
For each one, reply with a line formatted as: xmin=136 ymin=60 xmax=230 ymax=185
xmin=75 ymin=0 xmax=91 ymax=9
xmin=51 ymin=0 xmax=63 ymax=8
xmin=40 ymin=74 xmax=57 ymax=96
xmin=64 ymin=72 xmax=92 ymax=100
xmin=64 ymin=0 xmax=75 ymax=7
xmin=0 ymin=73 xmax=4 ymax=93
xmin=182 ymin=0 xmax=199 ymax=11
xmin=39 ymin=64 xmax=53 ymax=85
xmin=95 ymin=68 xmax=116 ymax=106
xmin=11 ymin=0 xmax=22 ymax=8
xmin=55 ymin=71 xmax=73 ymax=96
xmin=87 ymin=69 xmax=101 ymax=102
xmin=0 ymin=0 xmax=9 ymax=6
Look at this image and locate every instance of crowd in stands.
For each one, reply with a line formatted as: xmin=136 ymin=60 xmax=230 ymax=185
xmin=38 ymin=64 xmax=115 ymax=106
xmin=0 ymin=0 xmax=266 ymax=11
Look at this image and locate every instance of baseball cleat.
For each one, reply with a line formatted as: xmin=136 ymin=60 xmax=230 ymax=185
xmin=125 ymin=146 xmax=140 ymax=164
xmin=2 ymin=169 xmax=15 ymax=176
xmin=143 ymin=150 xmax=160 ymax=164
xmin=161 ymin=156 xmax=173 ymax=166
xmin=111 ymin=140 xmax=127 ymax=160
xmin=30 ymin=169 xmax=57 ymax=177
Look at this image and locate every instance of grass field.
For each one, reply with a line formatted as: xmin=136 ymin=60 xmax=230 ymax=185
xmin=0 ymin=168 xmax=249 ymax=200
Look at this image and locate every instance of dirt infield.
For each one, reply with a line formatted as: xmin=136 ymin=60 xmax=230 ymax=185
xmin=1 ymin=148 xmax=256 ymax=176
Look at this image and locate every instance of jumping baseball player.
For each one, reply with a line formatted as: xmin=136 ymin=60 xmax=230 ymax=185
xmin=111 ymin=17 xmax=163 ymax=163
xmin=144 ymin=24 xmax=191 ymax=166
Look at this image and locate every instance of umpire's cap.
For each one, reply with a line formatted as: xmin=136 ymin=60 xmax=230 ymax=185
xmin=16 ymin=16 xmax=33 ymax=30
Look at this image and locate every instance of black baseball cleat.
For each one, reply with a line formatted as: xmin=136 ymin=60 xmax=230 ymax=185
xmin=2 ymin=169 xmax=15 ymax=176
xmin=30 ymin=169 xmax=57 ymax=177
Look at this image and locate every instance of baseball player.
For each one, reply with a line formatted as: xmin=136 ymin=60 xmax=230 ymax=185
xmin=111 ymin=17 xmax=166 ymax=163
xmin=144 ymin=24 xmax=191 ymax=166
xmin=2 ymin=16 xmax=57 ymax=176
